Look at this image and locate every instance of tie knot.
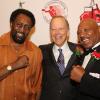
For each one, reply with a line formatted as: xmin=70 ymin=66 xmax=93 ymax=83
xmin=58 ymin=49 xmax=62 ymax=53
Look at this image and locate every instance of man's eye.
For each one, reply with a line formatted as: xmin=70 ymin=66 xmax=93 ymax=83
xmin=17 ymin=24 xmax=22 ymax=28
xmin=51 ymin=28 xmax=56 ymax=31
xmin=15 ymin=23 xmax=32 ymax=30
xmin=84 ymin=29 xmax=89 ymax=32
xmin=15 ymin=23 xmax=22 ymax=28
xmin=24 ymin=25 xmax=32 ymax=30
xmin=78 ymin=29 xmax=91 ymax=33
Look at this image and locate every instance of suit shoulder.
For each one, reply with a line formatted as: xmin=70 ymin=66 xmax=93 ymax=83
xmin=68 ymin=41 xmax=76 ymax=46
xmin=39 ymin=43 xmax=53 ymax=50
xmin=39 ymin=43 xmax=53 ymax=58
xmin=68 ymin=41 xmax=77 ymax=51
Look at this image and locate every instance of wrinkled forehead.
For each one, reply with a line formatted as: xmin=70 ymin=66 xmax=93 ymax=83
xmin=78 ymin=19 xmax=98 ymax=30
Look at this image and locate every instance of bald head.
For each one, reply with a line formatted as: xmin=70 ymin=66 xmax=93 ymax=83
xmin=50 ymin=16 xmax=69 ymax=30
xmin=77 ymin=18 xmax=100 ymax=49
xmin=78 ymin=18 xmax=98 ymax=33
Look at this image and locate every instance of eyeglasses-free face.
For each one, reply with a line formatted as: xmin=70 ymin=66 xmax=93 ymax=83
xmin=50 ymin=17 xmax=69 ymax=47
xmin=78 ymin=20 xmax=99 ymax=49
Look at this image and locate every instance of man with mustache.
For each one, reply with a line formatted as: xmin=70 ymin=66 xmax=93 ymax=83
xmin=70 ymin=18 xmax=100 ymax=100
xmin=0 ymin=9 xmax=42 ymax=100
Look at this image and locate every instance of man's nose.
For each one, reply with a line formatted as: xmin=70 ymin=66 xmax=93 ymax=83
xmin=19 ymin=26 xmax=24 ymax=33
xmin=78 ymin=30 xmax=87 ymax=37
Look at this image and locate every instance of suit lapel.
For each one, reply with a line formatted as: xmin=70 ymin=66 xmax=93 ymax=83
xmin=63 ymin=42 xmax=76 ymax=76
xmin=85 ymin=45 xmax=100 ymax=71
xmin=48 ymin=44 xmax=61 ymax=75
xmin=85 ymin=57 xmax=96 ymax=71
xmin=63 ymin=54 xmax=77 ymax=76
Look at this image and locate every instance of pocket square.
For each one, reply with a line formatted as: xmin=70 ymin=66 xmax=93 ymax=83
xmin=89 ymin=72 xmax=100 ymax=79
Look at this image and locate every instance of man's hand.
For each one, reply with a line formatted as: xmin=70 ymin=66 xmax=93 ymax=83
xmin=70 ymin=65 xmax=85 ymax=83
xmin=0 ymin=55 xmax=29 ymax=81
xmin=11 ymin=55 xmax=29 ymax=71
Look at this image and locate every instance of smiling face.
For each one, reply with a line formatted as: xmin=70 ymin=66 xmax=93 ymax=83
xmin=77 ymin=19 xmax=99 ymax=49
xmin=10 ymin=14 xmax=32 ymax=44
xmin=50 ymin=16 xmax=69 ymax=47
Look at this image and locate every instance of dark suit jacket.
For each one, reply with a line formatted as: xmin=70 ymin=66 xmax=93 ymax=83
xmin=39 ymin=42 xmax=78 ymax=100
xmin=76 ymin=45 xmax=100 ymax=100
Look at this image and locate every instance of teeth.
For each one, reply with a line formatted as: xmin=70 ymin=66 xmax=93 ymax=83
xmin=17 ymin=33 xmax=23 ymax=36
xmin=56 ymin=34 xmax=62 ymax=39
xmin=83 ymin=38 xmax=89 ymax=42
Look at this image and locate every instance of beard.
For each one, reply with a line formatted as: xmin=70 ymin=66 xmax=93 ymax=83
xmin=11 ymin=32 xmax=27 ymax=44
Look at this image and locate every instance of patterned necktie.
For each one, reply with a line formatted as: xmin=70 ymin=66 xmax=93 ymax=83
xmin=57 ymin=49 xmax=65 ymax=75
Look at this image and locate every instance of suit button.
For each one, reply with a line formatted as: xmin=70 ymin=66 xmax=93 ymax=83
xmin=59 ymin=90 xmax=62 ymax=94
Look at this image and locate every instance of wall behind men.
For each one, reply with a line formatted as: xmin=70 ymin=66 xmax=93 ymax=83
xmin=0 ymin=0 xmax=100 ymax=45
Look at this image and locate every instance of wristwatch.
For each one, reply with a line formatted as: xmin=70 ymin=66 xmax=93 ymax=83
xmin=7 ymin=65 xmax=12 ymax=71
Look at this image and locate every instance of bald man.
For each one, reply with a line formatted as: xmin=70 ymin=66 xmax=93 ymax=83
xmin=70 ymin=18 xmax=100 ymax=100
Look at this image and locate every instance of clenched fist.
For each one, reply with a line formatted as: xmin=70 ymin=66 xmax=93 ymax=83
xmin=70 ymin=65 xmax=85 ymax=83
xmin=11 ymin=55 xmax=29 ymax=71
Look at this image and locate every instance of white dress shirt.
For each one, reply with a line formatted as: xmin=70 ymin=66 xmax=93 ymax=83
xmin=53 ymin=42 xmax=73 ymax=68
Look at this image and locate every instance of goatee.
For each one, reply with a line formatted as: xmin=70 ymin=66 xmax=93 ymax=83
xmin=11 ymin=32 xmax=27 ymax=44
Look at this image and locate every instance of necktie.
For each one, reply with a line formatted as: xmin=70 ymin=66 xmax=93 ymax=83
xmin=57 ymin=49 xmax=65 ymax=75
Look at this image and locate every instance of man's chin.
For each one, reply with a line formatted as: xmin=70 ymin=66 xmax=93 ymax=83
xmin=14 ymin=38 xmax=25 ymax=44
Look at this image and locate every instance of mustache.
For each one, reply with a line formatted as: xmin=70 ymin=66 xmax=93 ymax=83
xmin=16 ymin=32 xmax=25 ymax=40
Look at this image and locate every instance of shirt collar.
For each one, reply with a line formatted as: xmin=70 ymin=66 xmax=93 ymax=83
xmin=92 ymin=42 xmax=100 ymax=49
xmin=53 ymin=41 xmax=69 ymax=52
xmin=0 ymin=32 xmax=33 ymax=51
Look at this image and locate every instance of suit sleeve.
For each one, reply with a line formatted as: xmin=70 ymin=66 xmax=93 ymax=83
xmin=79 ymin=72 xmax=100 ymax=98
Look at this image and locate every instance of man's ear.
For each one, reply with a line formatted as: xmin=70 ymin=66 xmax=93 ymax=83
xmin=67 ymin=31 xmax=70 ymax=41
